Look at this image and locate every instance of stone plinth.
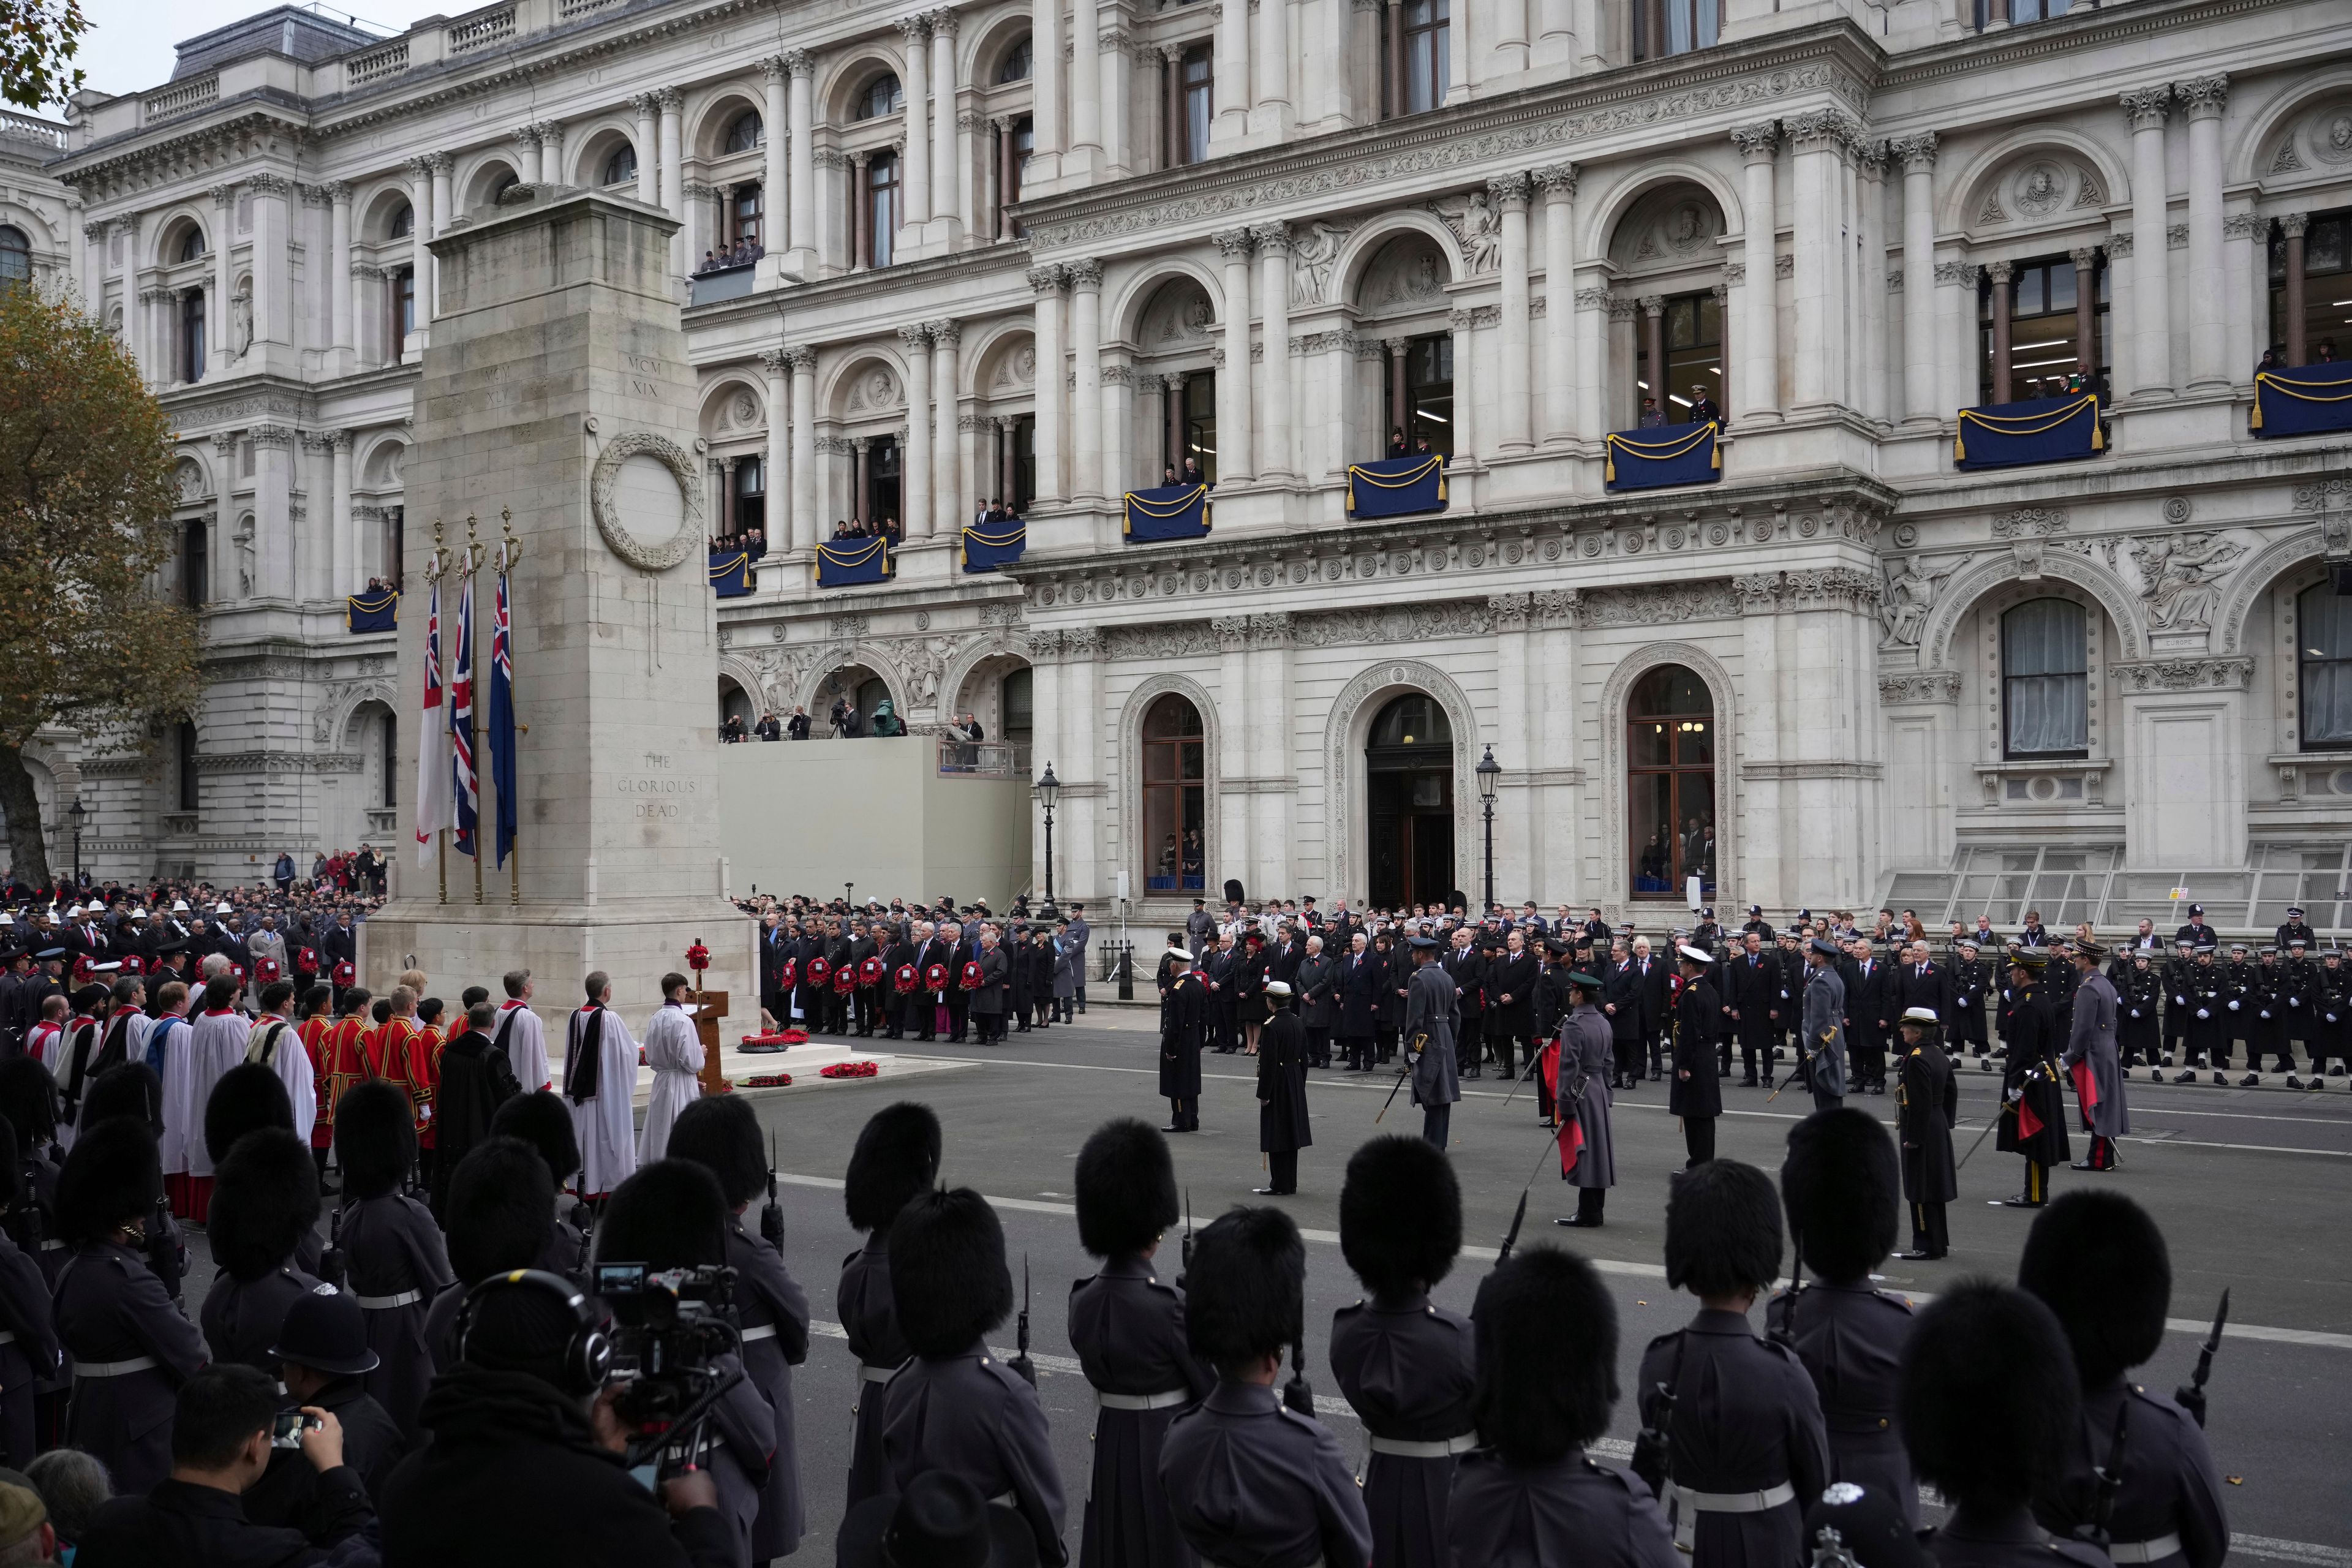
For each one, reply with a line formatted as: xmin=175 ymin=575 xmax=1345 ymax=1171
xmin=366 ymin=185 xmax=752 ymax=1017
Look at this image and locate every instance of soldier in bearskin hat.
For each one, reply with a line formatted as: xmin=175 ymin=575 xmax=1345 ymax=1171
xmin=0 ymin=1119 xmax=59 ymax=1469
xmin=1159 ymin=1205 xmax=1371 ymax=1568
xmin=1331 ymin=1135 xmax=1476 ymax=1568
xmin=1767 ymin=1107 xmax=1920 ymax=1528
xmin=334 ymin=1079 xmax=454 ymax=1443
xmin=840 ymin=1101 xmax=943 ymax=1510
xmin=1449 ymin=1246 xmax=1678 ymax=1568
xmin=421 ymin=1135 xmax=559 ymax=1373
xmin=2019 ymin=1193 xmax=2228 ymax=1568
xmin=883 ymin=1186 xmax=1066 ymax=1566
xmin=200 ymin=1126 xmax=325 ymax=1376
xmin=1067 ymin=1117 xmax=1210 ymax=1568
xmin=668 ymin=1093 xmax=813 ymax=1564
xmin=1899 ymin=1282 xmax=2105 ymax=1568
xmin=489 ymin=1089 xmax=588 ymax=1280
xmin=1638 ymin=1160 xmax=1828 ymax=1568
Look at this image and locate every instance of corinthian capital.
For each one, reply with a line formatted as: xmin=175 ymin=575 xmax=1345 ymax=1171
xmin=1887 ymin=130 xmax=1937 ymax=173
xmin=2119 ymin=86 xmax=2170 ymax=130
xmin=2174 ymin=74 xmax=2228 ymax=119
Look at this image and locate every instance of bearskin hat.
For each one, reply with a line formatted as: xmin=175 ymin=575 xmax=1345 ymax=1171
xmin=597 ymin=1159 xmax=729 ymax=1273
xmin=446 ymin=1137 xmax=557 ymax=1284
xmin=0 ymin=1058 xmax=58 ymax=1149
xmin=1470 ymin=1245 xmax=1619 ymax=1464
xmin=2018 ymin=1191 xmax=2172 ymax=1389
xmin=1339 ymin=1135 xmax=1463 ymax=1298
xmin=203 ymin=1063 xmax=296 ymax=1165
xmin=208 ymin=1129 xmax=322 ymax=1283
xmin=1779 ymin=1107 xmax=1900 ymax=1282
xmin=80 ymin=1063 xmax=164 ymax=1139
xmin=665 ymin=1095 xmax=767 ymax=1210
xmin=1664 ymin=1159 xmax=1783 ymax=1299
xmin=1899 ymin=1280 xmax=2079 ymax=1510
xmin=55 ymin=1117 xmax=161 ymax=1245
xmin=488 ymin=1091 xmax=581 ymax=1188
xmin=1074 ymin=1118 xmax=1179 ymax=1259
xmin=844 ymin=1101 xmax=942 ymax=1234
xmin=333 ymin=1080 xmax=415 ymax=1200
xmin=888 ymin=1186 xmax=1013 ymax=1357
xmin=1185 ymin=1205 xmax=1305 ymax=1370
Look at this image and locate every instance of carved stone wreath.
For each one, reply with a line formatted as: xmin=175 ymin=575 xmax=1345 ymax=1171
xmin=590 ymin=431 xmax=704 ymax=571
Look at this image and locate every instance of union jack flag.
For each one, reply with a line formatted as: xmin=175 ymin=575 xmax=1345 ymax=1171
xmin=450 ymin=573 xmax=478 ymax=859
xmin=489 ymin=548 xmax=518 ymax=867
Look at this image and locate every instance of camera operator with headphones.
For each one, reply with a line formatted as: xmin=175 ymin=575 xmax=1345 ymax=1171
xmin=376 ymin=1257 xmax=731 ymax=1568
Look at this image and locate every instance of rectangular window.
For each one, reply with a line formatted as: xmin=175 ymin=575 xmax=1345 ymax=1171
xmin=2268 ymin=209 xmax=2351 ymax=363
xmin=1386 ymin=334 xmax=1454 ymax=457
xmin=1976 ymin=0 xmax=2072 ymax=27
xmin=1634 ymin=291 xmax=1724 ymax=426
xmin=183 ymin=518 xmax=207 ymax=609
xmin=176 ymin=722 xmax=199 ymax=813
xmin=734 ymin=457 xmax=765 ymax=540
xmin=2299 ymin=582 xmax=2352 ymax=751
xmin=1181 ymin=47 xmax=1213 ymax=165
xmin=180 ymin=291 xmax=206 ymax=382
xmin=869 ymin=155 xmax=899 ymax=269
xmin=730 ymin=183 xmax=763 ymax=248
xmin=1404 ymin=0 xmax=1449 ymax=114
xmin=2002 ymin=598 xmax=2091 ymax=759
xmin=393 ymin=266 xmax=416 ymax=349
xmin=1632 ymin=0 xmax=1718 ymax=60
xmin=1980 ymin=254 xmax=2108 ymax=403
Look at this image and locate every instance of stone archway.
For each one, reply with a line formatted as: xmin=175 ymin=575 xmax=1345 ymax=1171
xmin=1322 ymin=659 xmax=1481 ymax=905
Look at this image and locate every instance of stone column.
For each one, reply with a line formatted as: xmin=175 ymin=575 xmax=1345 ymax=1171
xmin=1856 ymin=140 xmax=1887 ymax=422
xmin=1216 ymin=228 xmax=1254 ymax=479
xmin=2280 ymin=214 xmax=2307 ymax=366
xmin=987 ymin=117 xmax=1009 ymax=236
xmin=631 ymin=94 xmax=662 ymax=206
xmin=1446 ymin=0 xmax=1470 ymax=102
xmin=212 ymin=431 xmax=236 ymax=604
xmin=249 ymin=423 xmax=295 ymax=602
xmin=1102 ymin=363 xmax=1133 ymax=494
xmin=785 ymin=53 xmax=816 ymax=270
xmin=1891 ymin=132 xmax=1937 ymax=422
xmin=209 ymin=185 xmax=237 ymax=377
xmin=1214 ymin=616 xmax=1253 ymax=877
xmin=1101 ymin=26 xmax=1131 ymax=174
xmin=1493 ymin=173 xmax=1533 ymax=451
xmin=427 ymin=153 xmax=453 ymax=317
xmin=851 ymin=151 xmax=873 ymax=269
xmin=1383 ymin=0 xmax=1403 ymax=118
xmin=1159 ymin=46 xmax=1182 ymax=167
xmin=853 ymin=437 xmax=872 ymax=519
xmin=2179 ymin=74 xmax=2228 ymax=390
xmin=1787 ymin=111 xmax=1844 ymax=412
xmin=2223 ymin=212 xmax=2260 ymax=380
xmin=1030 ymin=0 xmax=1064 ymax=176
xmin=1070 ymin=260 xmax=1104 ymax=500
xmin=957 ymin=111 xmax=981 ymax=237
xmin=1537 ymin=164 xmax=1577 ymax=444
xmin=657 ymin=89 xmax=686 ymax=274
xmin=515 ymin=125 xmax=543 ymax=184
xmin=1733 ymin=121 xmax=1779 ymax=423
xmin=760 ymin=58 xmax=791 ymax=252
xmin=1937 ymin=258 xmax=1976 ymax=413
xmin=1449 ymin=306 xmax=1480 ymax=459
xmin=80 ymin=219 xmax=104 ymax=313
xmin=1987 ymin=259 xmax=2013 ymax=403
xmin=2121 ymin=86 xmax=2172 ymax=396
xmin=327 ymin=182 xmax=354 ymax=359
xmin=997 ymin=415 xmax=1019 ymax=502
xmin=900 ymin=323 xmax=935 ymax=537
xmin=1031 ymin=266 xmax=1066 ymax=501
xmin=1216 ymin=0 xmax=1250 ymax=140
xmin=250 ymin=173 xmax=289 ymax=350
xmin=1254 ymin=225 xmax=1294 ymax=478
xmin=2070 ymin=246 xmax=2100 ymax=391
xmin=331 ymin=430 xmax=354 ymax=594
xmin=958 ymin=413 xmax=984 ymax=524
xmin=683 ymin=181 xmax=715 ymax=269
xmin=1161 ymin=372 xmax=1188 ymax=470
xmin=539 ymin=121 xmax=567 ymax=184
xmin=760 ymin=349 xmax=791 ymax=546
xmin=1069 ymin=0 xmax=1101 ymax=167
xmin=931 ymin=319 xmax=962 ymax=533
xmin=1254 ymin=0 xmax=1292 ymax=138
xmin=1574 ymin=281 xmax=1608 ymax=442
xmin=1251 ymin=612 xmax=1294 ymax=895
xmin=929 ymin=11 xmax=959 ymax=236
xmin=1639 ymin=295 xmax=1665 ymax=417
xmin=898 ymin=18 xmax=934 ymax=227
xmin=64 ymin=197 xmax=83 ymax=301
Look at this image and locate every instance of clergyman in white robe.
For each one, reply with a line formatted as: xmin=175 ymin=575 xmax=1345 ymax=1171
xmin=636 ymin=1000 xmax=703 ymax=1165
xmin=495 ymin=998 xmax=552 ymax=1093
xmin=565 ymin=1001 xmax=639 ymax=1200
xmin=151 ymin=1009 xmax=195 ymax=1173
xmin=247 ymin=1011 xmax=317 ymax=1146
xmin=181 ymin=1003 xmax=252 ymax=1218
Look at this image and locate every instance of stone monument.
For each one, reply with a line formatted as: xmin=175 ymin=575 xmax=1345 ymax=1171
xmin=366 ymin=185 xmax=752 ymax=1017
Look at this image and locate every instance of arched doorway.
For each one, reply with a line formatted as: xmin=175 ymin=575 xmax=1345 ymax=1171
xmin=1140 ymin=694 xmax=1205 ymax=894
xmin=719 ymin=677 xmax=756 ymax=737
xmin=1627 ymin=665 xmax=1716 ymax=900
xmin=1366 ymin=693 xmax=1453 ymax=909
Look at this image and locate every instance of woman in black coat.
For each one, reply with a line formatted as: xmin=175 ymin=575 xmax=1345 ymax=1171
xmin=1254 ymin=987 xmax=1311 ymax=1195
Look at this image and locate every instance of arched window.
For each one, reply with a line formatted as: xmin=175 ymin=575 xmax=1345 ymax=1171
xmin=2298 ymin=581 xmax=2352 ymax=752
xmin=1367 ymin=693 xmax=1454 ymax=908
xmin=601 ymin=145 xmax=639 ymax=187
xmin=386 ymin=202 xmax=413 ymax=239
xmin=1627 ymin=666 xmax=1715 ymax=899
xmin=723 ymin=110 xmax=764 ymax=154
xmin=720 ymin=679 xmax=756 ymax=736
xmin=0 ymin=226 xmax=28 ymax=289
xmin=1140 ymin=695 xmax=1205 ymax=892
xmin=2002 ymin=598 xmax=2090 ymax=758
xmin=997 ymin=37 xmax=1033 ymax=83
xmin=858 ymin=73 xmax=905 ymax=121
xmin=175 ymin=225 xmax=206 ymax=264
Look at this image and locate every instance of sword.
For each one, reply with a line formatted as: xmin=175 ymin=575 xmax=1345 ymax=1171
xmin=1499 ymin=1039 xmax=1548 ymax=1114
xmin=1373 ymin=1044 xmax=1419 ymax=1124
xmin=1954 ymin=1108 xmax=2003 ymax=1170
xmin=2174 ymin=1286 xmax=2229 ymax=1428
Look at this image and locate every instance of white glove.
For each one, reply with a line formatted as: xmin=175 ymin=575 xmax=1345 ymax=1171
xmin=2005 ymin=1087 xmax=2022 ymax=1103
xmin=2228 ymin=1000 xmax=2240 ymax=1011
xmin=2290 ymin=997 xmax=2302 ymax=1007
xmin=2328 ymin=1012 xmax=2340 ymax=1023
xmin=2260 ymin=1010 xmax=2271 ymax=1020
xmin=2129 ymin=1009 xmax=2141 ymax=1018
xmin=2196 ymin=1008 xmax=2211 ymax=1019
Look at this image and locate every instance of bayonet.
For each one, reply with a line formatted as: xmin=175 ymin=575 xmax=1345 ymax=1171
xmin=761 ymin=1131 xmax=785 ymax=1249
xmin=1498 ymin=1189 xmax=1529 ymax=1263
xmin=1009 ymin=1254 xmax=1036 ymax=1385
xmin=2174 ymin=1286 xmax=2229 ymax=1427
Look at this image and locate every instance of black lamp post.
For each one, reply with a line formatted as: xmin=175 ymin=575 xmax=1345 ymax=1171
xmin=68 ymin=797 xmax=86 ymax=884
xmin=1034 ymin=763 xmax=1060 ymax=921
xmin=1475 ymin=746 xmax=1500 ymax=914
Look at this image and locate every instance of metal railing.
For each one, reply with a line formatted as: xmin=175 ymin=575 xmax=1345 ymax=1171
xmin=935 ymin=737 xmax=1031 ymax=778
xmin=344 ymin=40 xmax=410 ymax=85
xmin=447 ymin=6 xmax=517 ymax=52
xmin=143 ymin=77 xmax=219 ymax=124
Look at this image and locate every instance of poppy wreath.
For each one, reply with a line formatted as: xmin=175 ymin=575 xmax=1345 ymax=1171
xmin=741 ymin=1072 xmax=794 ymax=1088
xmin=832 ymin=965 xmax=858 ymax=996
xmin=820 ymin=1060 xmax=880 ymax=1079
xmin=894 ymin=964 xmax=919 ymax=994
xmin=859 ymin=956 xmax=886 ymax=986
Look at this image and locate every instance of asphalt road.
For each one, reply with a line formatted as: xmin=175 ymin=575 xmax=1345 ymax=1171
xmin=175 ymin=1005 xmax=2351 ymax=1564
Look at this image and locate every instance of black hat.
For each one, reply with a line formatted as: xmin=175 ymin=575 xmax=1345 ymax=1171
xmin=447 ymin=1137 xmax=559 ymax=1283
xmin=333 ymin=1080 xmax=415 ymax=1200
xmin=80 ymin=1063 xmax=164 ymax=1139
xmin=55 ymin=1117 xmax=160 ymax=1244
xmin=203 ymin=1062 xmax=295 ymax=1165
xmin=1664 ymin=1160 xmax=1782 ymax=1299
xmin=1899 ymin=1281 xmax=2078 ymax=1510
xmin=1339 ymin=1136 xmax=1462 ymax=1298
xmin=1801 ymin=1483 xmax=1935 ymax=1568
xmin=1469 ymin=1245 xmax=1618 ymax=1465
xmin=2017 ymin=1191 xmax=2171 ymax=1388
xmin=1074 ymin=1118 xmax=1178 ymax=1259
xmin=837 ymin=1471 xmax=1041 ymax=1568
xmin=270 ymin=1289 xmax=380 ymax=1379
xmin=845 ymin=1102 xmax=943 ymax=1234
xmin=889 ymin=1188 xmax=1013 ymax=1358
xmin=0 ymin=1058 xmax=58 ymax=1148
xmin=2187 ymin=903 xmax=2204 ymax=916
xmin=208 ymin=1129 xmax=322 ymax=1283
xmin=1185 ymin=1206 xmax=1304 ymax=1368
xmin=598 ymin=1160 xmax=728 ymax=1273
xmin=1807 ymin=937 xmax=1842 ymax=959
xmin=664 ymin=1095 xmax=767 ymax=1209
xmin=489 ymin=1091 xmax=582 ymax=1188
xmin=1779 ymin=1109 xmax=1899 ymax=1282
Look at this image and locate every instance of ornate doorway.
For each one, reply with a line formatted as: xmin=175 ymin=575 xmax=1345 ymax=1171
xmin=1366 ymin=693 xmax=1455 ymax=908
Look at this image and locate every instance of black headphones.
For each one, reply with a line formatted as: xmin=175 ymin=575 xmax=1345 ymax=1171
xmin=454 ymin=1268 xmax=612 ymax=1396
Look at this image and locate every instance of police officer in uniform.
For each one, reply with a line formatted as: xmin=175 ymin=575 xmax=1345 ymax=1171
xmin=2179 ymin=945 xmax=2226 ymax=1085
xmin=837 ymin=1101 xmax=943 ymax=1510
xmin=1996 ymin=949 xmax=2069 ymax=1208
xmin=1332 ymin=1136 xmax=1477 ymax=1568
xmin=1768 ymin=1108 xmax=1920 ymax=1528
xmin=1894 ymin=1008 xmax=1959 ymax=1260
xmin=1067 ymin=1118 xmax=1212 ymax=1568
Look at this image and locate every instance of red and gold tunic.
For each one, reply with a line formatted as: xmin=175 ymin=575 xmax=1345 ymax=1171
xmin=300 ymin=1013 xmax=334 ymax=1147
xmin=322 ymin=1014 xmax=374 ymax=1124
xmin=401 ymin=1020 xmax=442 ymax=1147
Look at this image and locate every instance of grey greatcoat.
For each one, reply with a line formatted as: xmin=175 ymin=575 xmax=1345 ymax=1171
xmin=1401 ymin=961 xmax=1461 ymax=1110
xmin=1558 ymin=1003 xmax=1617 ymax=1189
xmin=2062 ymin=968 xmax=2130 ymax=1138
xmin=724 ymin=1214 xmax=810 ymax=1562
xmin=1800 ymin=963 xmax=1850 ymax=1098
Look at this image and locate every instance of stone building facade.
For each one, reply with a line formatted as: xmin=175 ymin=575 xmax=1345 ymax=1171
xmin=14 ymin=0 xmax=2352 ymax=929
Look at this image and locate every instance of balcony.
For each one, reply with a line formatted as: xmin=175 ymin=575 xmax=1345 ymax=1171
xmin=447 ymin=6 xmax=516 ymax=53
xmin=936 ymin=737 xmax=1031 ymax=778
xmin=344 ymin=40 xmax=409 ymax=85
xmin=1953 ymin=393 xmax=2103 ymax=471
xmin=143 ymin=76 xmax=219 ymax=125
xmin=688 ymin=262 xmax=757 ymax=308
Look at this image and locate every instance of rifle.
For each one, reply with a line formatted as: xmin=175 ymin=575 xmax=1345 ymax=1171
xmin=148 ymin=1190 xmax=184 ymax=1305
xmin=2173 ymin=1286 xmax=2229 ymax=1428
xmin=1177 ymin=1187 xmax=1193 ymax=1291
xmin=2074 ymin=1395 xmax=2131 ymax=1548
xmin=1281 ymin=1337 xmax=1313 ymax=1415
xmin=1496 ymin=1189 xmax=1529 ymax=1264
xmin=1009 ymin=1254 xmax=1037 ymax=1386
xmin=319 ymin=1204 xmax=347 ymax=1290
xmin=760 ymin=1132 xmax=785 ymax=1250
xmin=1771 ymin=1224 xmax=1803 ymax=1349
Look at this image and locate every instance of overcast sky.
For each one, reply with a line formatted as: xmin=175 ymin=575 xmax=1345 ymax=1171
xmin=59 ymin=0 xmax=398 ymax=107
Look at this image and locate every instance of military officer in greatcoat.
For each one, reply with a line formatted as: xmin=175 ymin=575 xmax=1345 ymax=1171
xmin=2062 ymin=940 xmax=2127 ymax=1172
xmin=1894 ymin=1008 xmax=1959 ymax=1261
xmin=1552 ymin=970 xmax=1618 ymax=1229
xmin=1995 ymin=949 xmax=2068 ymax=1207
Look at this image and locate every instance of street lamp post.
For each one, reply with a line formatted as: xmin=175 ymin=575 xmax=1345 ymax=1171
xmin=68 ymin=797 xmax=86 ymax=884
xmin=1476 ymin=746 xmax=1500 ymax=914
xmin=1034 ymin=763 xmax=1060 ymax=922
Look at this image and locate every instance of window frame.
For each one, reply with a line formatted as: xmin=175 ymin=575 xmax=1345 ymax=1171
xmin=1402 ymin=0 xmax=1449 ymax=115
xmin=179 ymin=288 xmax=207 ymax=382
xmin=1139 ymin=693 xmax=1207 ymax=893
xmin=601 ymin=145 xmax=639 ymax=189
xmin=1978 ymin=251 xmax=2109 ymax=404
xmin=391 ymin=265 xmax=417 ymax=351
xmin=722 ymin=110 xmax=764 ymax=154
xmin=997 ymin=36 xmax=1034 ymax=83
xmin=2297 ymin=580 xmax=2352 ymax=754
xmin=1180 ymin=45 xmax=1213 ymax=165
xmin=858 ymin=73 xmax=905 ymax=122
xmin=1632 ymin=0 xmax=1719 ymax=61
xmin=1999 ymin=597 xmax=2093 ymax=761
xmin=867 ymin=151 xmax=900 ymax=268
xmin=1625 ymin=665 xmax=1717 ymax=900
